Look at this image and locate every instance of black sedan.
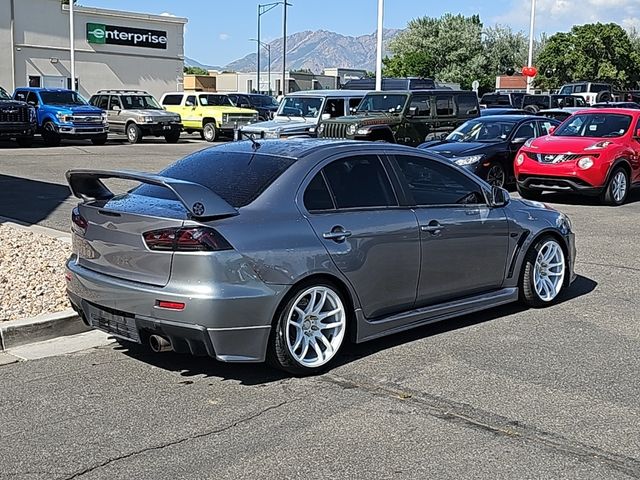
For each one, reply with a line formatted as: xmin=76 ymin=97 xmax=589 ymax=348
xmin=418 ymin=115 xmax=560 ymax=188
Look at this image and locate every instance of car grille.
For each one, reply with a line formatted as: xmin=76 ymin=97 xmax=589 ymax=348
xmin=526 ymin=152 xmax=584 ymax=164
xmin=0 ymin=106 xmax=29 ymax=123
xmin=71 ymin=115 xmax=103 ymax=125
xmin=321 ymin=123 xmax=349 ymax=139
xmin=223 ymin=113 xmax=256 ymax=126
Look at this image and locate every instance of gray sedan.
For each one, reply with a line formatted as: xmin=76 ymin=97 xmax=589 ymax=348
xmin=65 ymin=140 xmax=576 ymax=375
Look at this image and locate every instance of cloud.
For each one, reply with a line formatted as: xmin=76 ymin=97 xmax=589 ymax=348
xmin=493 ymin=0 xmax=640 ymax=34
xmin=160 ymin=12 xmax=176 ymax=17
xmin=219 ymin=33 xmax=231 ymax=41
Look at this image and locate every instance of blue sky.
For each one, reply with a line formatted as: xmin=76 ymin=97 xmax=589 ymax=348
xmin=82 ymin=0 xmax=640 ymax=67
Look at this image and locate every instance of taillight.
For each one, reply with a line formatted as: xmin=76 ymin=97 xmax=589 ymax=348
xmin=143 ymin=227 xmax=232 ymax=252
xmin=71 ymin=207 xmax=88 ymax=234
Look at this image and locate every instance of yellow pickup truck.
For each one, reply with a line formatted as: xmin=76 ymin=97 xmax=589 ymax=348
xmin=160 ymin=92 xmax=258 ymax=141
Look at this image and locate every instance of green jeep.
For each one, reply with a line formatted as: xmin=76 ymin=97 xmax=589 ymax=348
xmin=317 ymin=90 xmax=479 ymax=146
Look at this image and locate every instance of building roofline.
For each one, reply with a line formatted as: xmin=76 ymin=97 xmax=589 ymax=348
xmin=64 ymin=5 xmax=188 ymax=25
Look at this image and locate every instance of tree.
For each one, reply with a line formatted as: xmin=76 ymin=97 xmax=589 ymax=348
xmin=535 ymin=23 xmax=640 ymax=90
xmin=183 ymin=66 xmax=209 ymax=76
xmin=382 ymin=51 xmax=434 ymax=78
xmin=483 ymin=25 xmax=528 ymax=79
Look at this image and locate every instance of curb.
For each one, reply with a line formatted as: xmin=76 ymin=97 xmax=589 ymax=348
xmin=0 ymin=309 xmax=90 ymax=351
xmin=0 ymin=216 xmax=71 ymax=243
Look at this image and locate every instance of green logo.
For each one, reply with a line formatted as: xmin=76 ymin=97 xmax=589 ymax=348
xmin=87 ymin=23 xmax=106 ymax=44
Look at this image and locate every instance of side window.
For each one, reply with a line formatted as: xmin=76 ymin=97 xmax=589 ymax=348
xmin=349 ymin=98 xmax=362 ymax=113
xmin=109 ymin=96 xmax=122 ymax=110
xmin=456 ymin=94 xmax=479 ymax=116
xmin=26 ymin=92 xmax=39 ymax=106
xmin=161 ymin=94 xmax=183 ymax=106
xmin=559 ymin=86 xmax=572 ymax=95
xmin=14 ymin=91 xmax=28 ymax=102
xmin=513 ymin=121 xmax=536 ymax=141
xmin=408 ymin=94 xmax=431 ymax=116
xmin=435 ymin=95 xmax=454 ymax=116
xmin=324 ymin=98 xmax=345 ymax=118
xmin=96 ymin=96 xmax=109 ymax=109
xmin=537 ymin=120 xmax=555 ymax=136
xmin=186 ymin=95 xmax=197 ymax=107
xmin=303 ymin=172 xmax=335 ymax=212
xmin=394 ymin=155 xmax=485 ymax=206
xmin=323 ymin=155 xmax=397 ymax=209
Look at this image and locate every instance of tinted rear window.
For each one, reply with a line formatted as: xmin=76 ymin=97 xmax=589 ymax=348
xmin=162 ymin=94 xmax=183 ymax=106
xmin=135 ymin=150 xmax=295 ymax=208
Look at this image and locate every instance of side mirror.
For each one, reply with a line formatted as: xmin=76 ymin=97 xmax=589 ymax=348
xmin=635 ymin=128 xmax=640 ymax=138
xmin=512 ymin=137 xmax=529 ymax=144
xmin=185 ymin=101 xmax=194 ymax=107
xmin=548 ymin=125 xmax=556 ymax=134
xmin=112 ymin=105 xmax=121 ymax=112
xmin=489 ymin=185 xmax=509 ymax=207
xmin=321 ymin=113 xmax=331 ymax=120
xmin=407 ymin=106 xmax=418 ymax=117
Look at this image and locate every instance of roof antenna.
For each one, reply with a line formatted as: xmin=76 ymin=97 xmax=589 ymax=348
xmin=235 ymin=128 xmax=261 ymax=150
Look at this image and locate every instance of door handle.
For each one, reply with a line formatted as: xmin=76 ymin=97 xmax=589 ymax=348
xmin=323 ymin=227 xmax=352 ymax=242
xmin=421 ymin=221 xmax=444 ymax=234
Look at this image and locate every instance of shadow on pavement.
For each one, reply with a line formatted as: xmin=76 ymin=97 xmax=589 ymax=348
xmin=115 ymin=274 xmax=597 ymax=386
xmin=541 ymin=189 xmax=640 ymax=206
xmin=0 ymin=174 xmax=72 ymax=225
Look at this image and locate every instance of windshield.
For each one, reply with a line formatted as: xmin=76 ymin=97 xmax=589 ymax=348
xmin=0 ymin=87 xmax=10 ymax=100
xmin=278 ymin=97 xmax=323 ymax=118
xmin=446 ymin=118 xmax=517 ymax=142
xmin=252 ymin=95 xmax=279 ymax=107
xmin=357 ymin=94 xmax=408 ymax=114
xmin=523 ymin=96 xmax=550 ymax=110
xmin=121 ymin=95 xmax=162 ymax=110
xmin=199 ymin=94 xmax=233 ymax=107
xmin=554 ymin=113 xmax=632 ymax=138
xmin=40 ymin=91 xmax=87 ymax=106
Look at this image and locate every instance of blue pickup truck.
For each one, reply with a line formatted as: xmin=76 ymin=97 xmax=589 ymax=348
xmin=13 ymin=88 xmax=108 ymax=147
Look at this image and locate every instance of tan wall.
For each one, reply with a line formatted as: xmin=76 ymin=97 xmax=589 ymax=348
xmin=183 ymin=75 xmax=216 ymax=92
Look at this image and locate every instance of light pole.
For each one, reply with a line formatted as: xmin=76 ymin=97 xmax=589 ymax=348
xmin=526 ymin=0 xmax=537 ymax=93
xmin=250 ymin=39 xmax=271 ymax=94
xmin=257 ymin=3 xmax=280 ymax=93
xmin=375 ymin=0 xmax=384 ymax=91
xmin=69 ymin=0 xmax=76 ymax=91
xmin=282 ymin=1 xmax=292 ymax=96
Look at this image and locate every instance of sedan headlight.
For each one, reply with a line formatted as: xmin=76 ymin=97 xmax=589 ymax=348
xmin=577 ymin=157 xmax=594 ymax=169
xmin=453 ymin=155 xmax=483 ymax=166
xmin=56 ymin=113 xmax=72 ymax=123
xmin=347 ymin=124 xmax=357 ymax=136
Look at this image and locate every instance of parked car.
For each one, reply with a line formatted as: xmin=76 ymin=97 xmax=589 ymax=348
xmin=160 ymin=91 xmax=257 ymax=142
xmin=536 ymin=108 xmax=585 ymax=122
xmin=591 ymin=102 xmax=640 ymax=109
xmin=419 ymin=115 xmax=559 ymax=187
xmin=558 ymin=82 xmax=613 ymax=104
xmin=13 ymin=88 xmax=108 ymax=147
xmin=515 ymin=108 xmax=640 ymax=205
xmin=240 ymin=90 xmax=365 ymax=139
xmin=65 ymin=140 xmax=575 ymax=375
xmin=522 ymin=94 xmax=587 ymax=113
xmin=480 ymin=108 xmax=528 ymax=116
xmin=0 ymin=86 xmax=36 ymax=147
xmin=227 ymin=93 xmax=279 ymax=121
xmin=90 ymin=90 xmax=182 ymax=144
xmin=341 ymin=77 xmax=436 ymax=90
xmin=317 ymin=90 xmax=480 ymax=146
xmin=479 ymin=92 xmax=526 ymax=109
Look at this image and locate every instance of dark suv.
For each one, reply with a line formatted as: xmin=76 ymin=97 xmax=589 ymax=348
xmin=227 ymin=93 xmax=279 ymax=121
xmin=0 ymin=86 xmax=36 ymax=147
xmin=317 ymin=90 xmax=479 ymax=146
xmin=480 ymin=92 xmax=525 ymax=109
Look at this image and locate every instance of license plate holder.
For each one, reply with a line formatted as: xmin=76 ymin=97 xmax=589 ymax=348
xmin=84 ymin=303 xmax=140 ymax=343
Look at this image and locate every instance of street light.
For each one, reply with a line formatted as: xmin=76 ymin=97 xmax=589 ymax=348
xmin=526 ymin=0 xmax=537 ymax=93
xmin=69 ymin=0 xmax=76 ymax=91
xmin=375 ymin=0 xmax=384 ymax=91
xmin=257 ymin=3 xmax=280 ymax=93
xmin=250 ymin=39 xmax=272 ymax=95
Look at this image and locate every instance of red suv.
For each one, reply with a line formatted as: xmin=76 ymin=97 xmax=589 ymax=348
xmin=515 ymin=108 xmax=640 ymax=205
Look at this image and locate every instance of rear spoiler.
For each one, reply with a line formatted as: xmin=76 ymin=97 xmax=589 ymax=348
xmin=66 ymin=169 xmax=238 ymax=219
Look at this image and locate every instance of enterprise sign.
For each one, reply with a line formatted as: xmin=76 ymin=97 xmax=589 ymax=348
xmin=87 ymin=23 xmax=168 ymax=49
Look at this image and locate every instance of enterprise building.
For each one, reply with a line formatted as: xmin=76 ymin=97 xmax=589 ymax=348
xmin=0 ymin=0 xmax=187 ymax=99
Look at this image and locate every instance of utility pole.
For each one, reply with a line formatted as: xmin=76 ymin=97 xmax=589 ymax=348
xmin=257 ymin=3 xmax=281 ymax=94
xmin=375 ymin=0 xmax=384 ymax=91
xmin=69 ymin=0 xmax=76 ymax=91
xmin=282 ymin=1 xmax=288 ymax=95
xmin=526 ymin=0 xmax=536 ymax=94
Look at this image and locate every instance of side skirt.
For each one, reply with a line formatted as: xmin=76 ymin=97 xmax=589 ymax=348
xmin=355 ymin=288 xmax=519 ymax=343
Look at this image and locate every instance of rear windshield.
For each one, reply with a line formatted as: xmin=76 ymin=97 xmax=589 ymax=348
xmin=135 ymin=150 xmax=295 ymax=208
xmin=481 ymin=94 xmax=511 ymax=106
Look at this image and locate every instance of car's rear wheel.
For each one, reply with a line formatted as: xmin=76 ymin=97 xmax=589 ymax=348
xmin=517 ymin=184 xmax=543 ymax=200
xmin=600 ymin=166 xmax=629 ymax=206
xmin=202 ymin=122 xmax=217 ymax=142
xmin=485 ymin=162 xmax=506 ymax=188
xmin=164 ymin=130 xmax=181 ymax=143
xmin=269 ymin=282 xmax=347 ymax=375
xmin=42 ymin=121 xmax=61 ymax=147
xmin=520 ymin=236 xmax=566 ymax=307
xmin=126 ymin=123 xmax=142 ymax=144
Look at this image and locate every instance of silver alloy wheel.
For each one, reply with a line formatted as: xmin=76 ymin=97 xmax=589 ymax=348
xmin=127 ymin=124 xmax=138 ymax=143
xmin=611 ymin=171 xmax=627 ymax=203
xmin=533 ymin=240 xmax=565 ymax=302
xmin=203 ymin=123 xmax=216 ymax=142
xmin=285 ymin=286 xmax=346 ymax=368
xmin=486 ymin=164 xmax=505 ymax=187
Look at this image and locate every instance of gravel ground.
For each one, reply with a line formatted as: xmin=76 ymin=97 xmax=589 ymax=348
xmin=0 ymin=224 xmax=71 ymax=321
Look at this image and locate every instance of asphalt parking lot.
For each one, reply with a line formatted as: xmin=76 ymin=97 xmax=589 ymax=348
xmin=1 ymin=137 xmax=640 ymax=479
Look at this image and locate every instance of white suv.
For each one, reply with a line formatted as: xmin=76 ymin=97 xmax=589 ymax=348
xmin=558 ymin=82 xmax=612 ymax=105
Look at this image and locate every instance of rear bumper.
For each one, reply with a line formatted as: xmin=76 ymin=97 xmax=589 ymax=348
xmin=140 ymin=123 xmax=181 ymax=135
xmin=65 ymin=257 xmax=287 ymax=363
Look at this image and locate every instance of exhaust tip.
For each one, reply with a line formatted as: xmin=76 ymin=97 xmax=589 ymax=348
xmin=149 ymin=334 xmax=172 ymax=353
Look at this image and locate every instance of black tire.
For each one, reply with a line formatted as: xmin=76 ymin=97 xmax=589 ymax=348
xmin=520 ymin=235 xmax=566 ymax=308
xmin=517 ymin=183 xmax=543 ymax=200
xmin=596 ymin=91 xmax=612 ymax=103
xmin=600 ymin=166 xmax=629 ymax=206
xmin=485 ymin=162 xmax=506 ymax=188
xmin=15 ymin=137 xmax=33 ymax=148
xmin=523 ymin=105 xmax=540 ymax=114
xmin=91 ymin=133 xmax=108 ymax=145
xmin=164 ymin=130 xmax=181 ymax=143
xmin=267 ymin=281 xmax=348 ymax=375
xmin=202 ymin=122 xmax=217 ymax=142
xmin=126 ymin=123 xmax=142 ymax=144
xmin=42 ymin=121 xmax=61 ymax=147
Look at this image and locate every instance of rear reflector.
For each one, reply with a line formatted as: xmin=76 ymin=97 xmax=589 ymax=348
xmin=71 ymin=207 xmax=88 ymax=234
xmin=143 ymin=227 xmax=232 ymax=252
xmin=156 ymin=300 xmax=185 ymax=311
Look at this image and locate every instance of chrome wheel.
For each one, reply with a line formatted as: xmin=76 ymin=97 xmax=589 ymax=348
xmin=533 ymin=241 xmax=565 ymax=302
xmin=285 ymin=286 xmax=346 ymax=368
xmin=486 ymin=164 xmax=506 ymax=188
xmin=612 ymin=171 xmax=627 ymax=203
xmin=203 ymin=123 xmax=216 ymax=142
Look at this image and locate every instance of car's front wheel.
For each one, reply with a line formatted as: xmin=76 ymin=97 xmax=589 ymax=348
xmin=485 ymin=162 xmax=506 ymax=188
xmin=520 ymin=236 xmax=566 ymax=307
xmin=42 ymin=121 xmax=61 ymax=147
xmin=600 ymin=166 xmax=629 ymax=206
xmin=269 ymin=282 xmax=348 ymax=375
xmin=126 ymin=123 xmax=142 ymax=144
xmin=202 ymin=122 xmax=217 ymax=142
